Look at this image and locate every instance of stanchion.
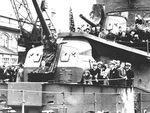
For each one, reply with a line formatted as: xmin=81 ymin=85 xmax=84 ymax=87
xmin=21 ymin=90 xmax=25 ymax=113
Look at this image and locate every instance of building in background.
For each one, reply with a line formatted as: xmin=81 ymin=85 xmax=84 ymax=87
xmin=0 ymin=16 xmax=20 ymax=66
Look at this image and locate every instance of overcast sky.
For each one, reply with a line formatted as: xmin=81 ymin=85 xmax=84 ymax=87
xmin=0 ymin=0 xmax=96 ymax=32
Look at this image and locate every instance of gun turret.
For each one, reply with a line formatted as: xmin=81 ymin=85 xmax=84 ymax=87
xmin=31 ymin=0 xmax=57 ymax=75
xmin=32 ymin=0 xmax=56 ymax=54
xmin=79 ymin=14 xmax=97 ymax=27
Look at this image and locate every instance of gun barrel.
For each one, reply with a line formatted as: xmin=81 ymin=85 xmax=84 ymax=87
xmin=32 ymin=0 xmax=50 ymax=37
xmin=79 ymin=14 xmax=97 ymax=27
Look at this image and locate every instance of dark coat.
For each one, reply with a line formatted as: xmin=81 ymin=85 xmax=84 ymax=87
xmin=109 ymin=68 xmax=119 ymax=86
xmin=126 ymin=69 xmax=134 ymax=86
xmin=126 ymin=69 xmax=134 ymax=80
xmin=109 ymin=68 xmax=119 ymax=79
xmin=89 ymin=68 xmax=100 ymax=79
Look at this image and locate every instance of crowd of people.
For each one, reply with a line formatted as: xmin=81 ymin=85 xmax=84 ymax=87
xmin=78 ymin=14 xmax=150 ymax=44
xmin=0 ymin=63 xmax=24 ymax=82
xmin=81 ymin=60 xmax=134 ymax=87
xmin=31 ymin=59 xmax=135 ymax=87
xmin=0 ymin=59 xmax=134 ymax=87
xmin=103 ymin=23 xmax=150 ymax=43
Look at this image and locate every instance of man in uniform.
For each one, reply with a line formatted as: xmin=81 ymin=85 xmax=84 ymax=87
xmin=109 ymin=60 xmax=119 ymax=86
xmin=89 ymin=62 xmax=100 ymax=85
xmin=125 ymin=62 xmax=134 ymax=87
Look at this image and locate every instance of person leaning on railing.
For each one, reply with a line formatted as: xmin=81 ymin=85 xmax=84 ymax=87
xmin=117 ymin=62 xmax=127 ymax=86
xmin=97 ymin=61 xmax=104 ymax=85
xmin=125 ymin=62 xmax=134 ymax=87
xmin=89 ymin=62 xmax=100 ymax=85
xmin=108 ymin=60 xmax=120 ymax=86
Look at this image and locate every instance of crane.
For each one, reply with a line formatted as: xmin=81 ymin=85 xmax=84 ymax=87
xmin=10 ymin=0 xmax=42 ymax=52
xmin=10 ymin=0 xmax=56 ymax=52
xmin=10 ymin=0 xmax=34 ymax=29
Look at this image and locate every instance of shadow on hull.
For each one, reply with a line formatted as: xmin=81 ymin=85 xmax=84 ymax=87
xmin=117 ymin=41 xmax=150 ymax=52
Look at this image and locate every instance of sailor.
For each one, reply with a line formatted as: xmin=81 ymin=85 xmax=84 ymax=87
xmin=100 ymin=64 xmax=107 ymax=85
xmin=89 ymin=62 xmax=100 ymax=85
xmin=125 ymin=62 xmax=134 ymax=87
xmin=117 ymin=62 xmax=127 ymax=86
xmin=97 ymin=61 xmax=104 ymax=85
xmin=135 ymin=14 xmax=143 ymax=25
xmin=109 ymin=60 xmax=119 ymax=86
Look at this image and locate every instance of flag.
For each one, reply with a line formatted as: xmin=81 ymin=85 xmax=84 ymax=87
xmin=69 ymin=7 xmax=75 ymax=32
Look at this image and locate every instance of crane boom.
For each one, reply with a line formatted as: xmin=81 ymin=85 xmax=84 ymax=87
xmin=32 ymin=0 xmax=51 ymax=37
xmin=22 ymin=0 xmax=34 ymax=23
xmin=10 ymin=0 xmax=43 ymax=52
xmin=10 ymin=0 xmax=34 ymax=29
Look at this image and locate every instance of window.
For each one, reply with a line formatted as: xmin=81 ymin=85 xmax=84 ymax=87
xmin=1 ymin=33 xmax=9 ymax=48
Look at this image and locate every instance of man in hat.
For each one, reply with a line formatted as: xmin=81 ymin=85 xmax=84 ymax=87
xmin=125 ymin=62 xmax=134 ymax=87
xmin=89 ymin=62 xmax=100 ymax=85
xmin=97 ymin=61 xmax=104 ymax=85
xmin=109 ymin=60 xmax=120 ymax=86
xmin=117 ymin=62 xmax=127 ymax=86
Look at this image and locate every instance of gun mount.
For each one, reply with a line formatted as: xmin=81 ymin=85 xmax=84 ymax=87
xmin=32 ymin=0 xmax=56 ymax=54
xmin=31 ymin=0 xmax=57 ymax=75
xmin=79 ymin=14 xmax=97 ymax=27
